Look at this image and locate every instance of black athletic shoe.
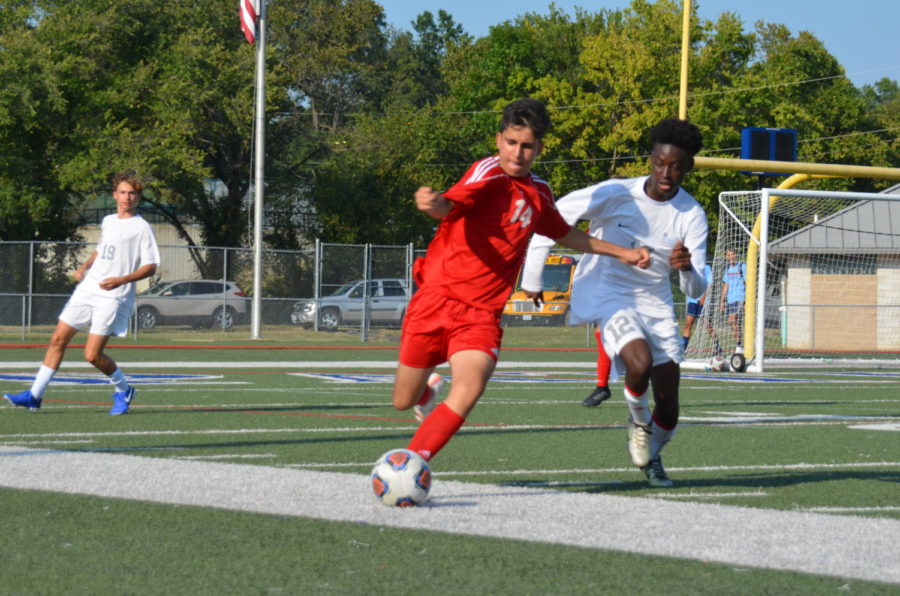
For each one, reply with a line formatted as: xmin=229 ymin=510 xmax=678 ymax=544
xmin=581 ymin=385 xmax=611 ymax=407
xmin=641 ymin=457 xmax=674 ymax=488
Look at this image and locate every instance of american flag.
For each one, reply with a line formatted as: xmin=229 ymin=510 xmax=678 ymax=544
xmin=240 ymin=0 xmax=260 ymax=44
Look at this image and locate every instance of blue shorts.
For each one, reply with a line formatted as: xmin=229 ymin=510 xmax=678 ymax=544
xmin=726 ymin=301 xmax=744 ymax=316
xmin=686 ymin=302 xmax=703 ymax=318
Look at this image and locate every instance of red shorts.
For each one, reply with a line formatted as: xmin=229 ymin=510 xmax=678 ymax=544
xmin=398 ymin=286 xmax=503 ymax=369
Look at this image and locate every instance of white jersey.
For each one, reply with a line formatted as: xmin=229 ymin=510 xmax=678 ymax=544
xmin=73 ymin=213 xmax=161 ymax=305
xmin=521 ymin=176 xmax=708 ymax=323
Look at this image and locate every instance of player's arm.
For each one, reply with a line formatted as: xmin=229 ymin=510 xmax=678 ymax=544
xmin=98 ymin=263 xmax=158 ymax=291
xmin=520 ymin=232 xmax=554 ymax=304
xmin=556 ymin=227 xmax=650 ymax=268
xmin=520 ymin=186 xmax=595 ymax=300
xmin=674 ymin=213 xmax=709 ymax=300
xmin=414 ymin=186 xmax=452 ymax=220
xmin=548 ymin=182 xmax=650 ymax=265
xmin=75 ymin=251 xmax=98 ymax=282
xmin=672 ymin=242 xmax=707 ymax=300
xmin=698 ymin=266 xmax=712 ymax=305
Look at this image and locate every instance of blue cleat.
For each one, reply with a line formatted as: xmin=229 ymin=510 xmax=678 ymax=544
xmin=4 ymin=390 xmax=41 ymax=411
xmin=109 ymin=386 xmax=135 ymax=416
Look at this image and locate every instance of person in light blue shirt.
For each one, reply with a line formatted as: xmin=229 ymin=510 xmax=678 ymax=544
xmin=720 ymin=248 xmax=747 ymax=352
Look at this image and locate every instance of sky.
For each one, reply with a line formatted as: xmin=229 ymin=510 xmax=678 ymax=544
xmin=378 ymin=0 xmax=899 ymax=89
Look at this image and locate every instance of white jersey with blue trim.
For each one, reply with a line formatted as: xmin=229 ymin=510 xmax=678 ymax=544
xmin=522 ymin=176 xmax=708 ymax=323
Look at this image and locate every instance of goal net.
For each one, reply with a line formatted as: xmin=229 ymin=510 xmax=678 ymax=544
xmin=683 ymin=187 xmax=900 ymax=371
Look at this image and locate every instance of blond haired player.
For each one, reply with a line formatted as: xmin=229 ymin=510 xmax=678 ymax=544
xmin=4 ymin=171 xmax=161 ymax=415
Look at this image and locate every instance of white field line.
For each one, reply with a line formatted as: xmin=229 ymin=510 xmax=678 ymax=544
xmin=0 ymin=446 xmax=897 ymax=585
xmin=1 ymin=413 xmax=899 ymax=443
xmin=2 ymin=360 xmax=900 ymax=381
xmin=499 ymin=480 xmax=626 ymax=488
xmin=799 ymin=506 xmax=900 ymax=513
xmin=0 ymin=361 xmax=593 ymax=369
xmin=173 ymin=453 xmax=278 ymax=460
xmin=2 ymin=439 xmax=97 ymax=445
xmin=0 ymin=427 xmax=408 ymax=439
xmin=644 ymin=491 xmax=770 ymax=499
xmin=849 ymin=422 xmax=900 ymax=431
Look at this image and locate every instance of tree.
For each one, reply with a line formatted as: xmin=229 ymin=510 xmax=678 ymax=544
xmin=302 ymin=8 xmax=472 ymax=244
xmin=859 ymin=78 xmax=899 ymax=178
xmin=1 ymin=0 xmax=895 ymax=255
xmin=376 ymin=10 xmax=469 ymax=111
xmin=0 ymin=2 xmax=80 ymax=241
xmin=269 ymin=0 xmax=388 ymax=132
xmin=0 ymin=1 xmax=267 ymax=258
xmin=431 ymin=0 xmax=896 ymax=227
xmin=0 ymin=0 xmax=294 ymax=277
xmin=261 ymin=0 xmax=400 ymax=248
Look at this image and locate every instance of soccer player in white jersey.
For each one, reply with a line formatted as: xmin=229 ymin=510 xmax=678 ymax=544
xmin=520 ymin=118 xmax=708 ymax=487
xmin=4 ymin=171 xmax=161 ymax=415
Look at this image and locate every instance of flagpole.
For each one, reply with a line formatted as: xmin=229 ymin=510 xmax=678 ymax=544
xmin=250 ymin=0 xmax=266 ymax=339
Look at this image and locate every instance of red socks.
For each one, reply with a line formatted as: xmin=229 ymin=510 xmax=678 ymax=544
xmin=407 ymin=402 xmax=465 ymax=461
xmin=595 ymin=328 xmax=611 ymax=385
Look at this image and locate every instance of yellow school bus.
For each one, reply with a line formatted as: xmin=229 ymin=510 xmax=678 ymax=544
xmin=501 ymin=254 xmax=578 ymax=326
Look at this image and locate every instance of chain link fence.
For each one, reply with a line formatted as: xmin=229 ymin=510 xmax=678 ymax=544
xmin=0 ymin=240 xmax=416 ymax=341
xmin=0 ymin=240 xmax=683 ymax=347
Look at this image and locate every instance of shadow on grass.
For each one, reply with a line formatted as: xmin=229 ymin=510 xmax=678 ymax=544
xmin=502 ymin=469 xmax=900 ymax=494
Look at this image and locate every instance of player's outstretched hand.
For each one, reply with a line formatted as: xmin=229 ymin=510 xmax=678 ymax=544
xmin=414 ymin=186 xmax=451 ymax=219
xmin=668 ymin=241 xmax=692 ymax=271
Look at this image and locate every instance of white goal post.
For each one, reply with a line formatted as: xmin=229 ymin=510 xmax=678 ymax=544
xmin=683 ymin=186 xmax=900 ymax=371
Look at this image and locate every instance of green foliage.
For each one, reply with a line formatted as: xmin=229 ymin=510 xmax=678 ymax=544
xmin=0 ymin=0 xmax=264 ymax=252
xmin=0 ymin=0 xmax=895 ymax=251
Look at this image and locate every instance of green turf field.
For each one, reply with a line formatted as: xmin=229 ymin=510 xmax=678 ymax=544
xmin=1 ymin=342 xmax=898 ymax=594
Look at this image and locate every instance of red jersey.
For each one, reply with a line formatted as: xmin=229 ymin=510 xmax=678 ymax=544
xmin=414 ymin=156 xmax=571 ymax=314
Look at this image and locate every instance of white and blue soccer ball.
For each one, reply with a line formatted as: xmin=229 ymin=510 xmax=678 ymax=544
xmin=706 ymin=355 xmax=729 ymax=372
xmin=371 ymin=448 xmax=431 ymax=507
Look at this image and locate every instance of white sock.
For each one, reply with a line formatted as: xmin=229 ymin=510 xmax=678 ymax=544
xmin=650 ymin=418 xmax=677 ymax=459
xmin=108 ymin=368 xmax=129 ymax=393
xmin=30 ymin=365 xmax=56 ymax=399
xmin=624 ymin=386 xmax=651 ymax=426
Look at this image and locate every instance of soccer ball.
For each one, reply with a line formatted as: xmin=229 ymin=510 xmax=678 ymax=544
xmin=707 ymin=355 xmax=729 ymax=372
xmin=370 ymin=449 xmax=431 ymax=507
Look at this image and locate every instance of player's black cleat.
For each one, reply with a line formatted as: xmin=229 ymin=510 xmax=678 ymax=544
xmin=641 ymin=456 xmax=674 ymax=488
xmin=581 ymin=385 xmax=611 ymax=407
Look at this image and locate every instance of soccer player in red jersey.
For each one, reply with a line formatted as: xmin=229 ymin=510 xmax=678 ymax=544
xmin=391 ymin=98 xmax=650 ymax=462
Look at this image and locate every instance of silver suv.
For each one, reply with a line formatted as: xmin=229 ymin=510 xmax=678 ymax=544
xmin=291 ymin=278 xmax=410 ymax=331
xmin=136 ymin=280 xmax=248 ymax=330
